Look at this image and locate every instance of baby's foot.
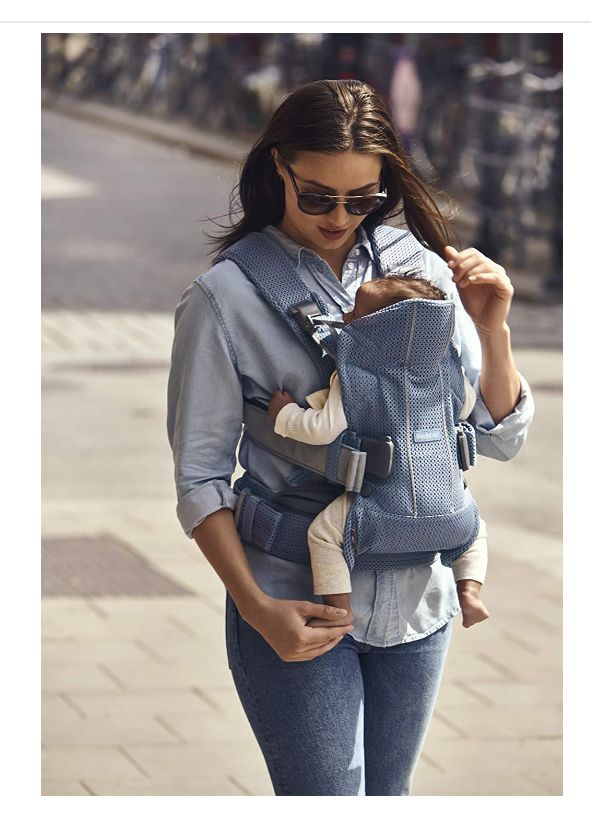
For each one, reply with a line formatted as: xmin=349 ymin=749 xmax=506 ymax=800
xmin=459 ymin=591 xmax=490 ymax=628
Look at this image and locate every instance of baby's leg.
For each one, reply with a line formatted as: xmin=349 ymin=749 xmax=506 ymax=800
xmin=306 ymin=493 xmax=354 ymax=628
xmin=452 ymin=519 xmax=490 ymax=628
xmin=456 ymin=579 xmax=490 ymax=628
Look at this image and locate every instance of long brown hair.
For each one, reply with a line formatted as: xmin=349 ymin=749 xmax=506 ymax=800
xmin=205 ymin=79 xmax=457 ymax=259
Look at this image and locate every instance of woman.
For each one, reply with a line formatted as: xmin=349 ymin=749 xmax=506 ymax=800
xmin=167 ymin=79 xmax=534 ymax=796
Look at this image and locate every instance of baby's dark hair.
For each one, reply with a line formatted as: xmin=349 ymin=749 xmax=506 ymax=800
xmin=358 ymin=274 xmax=446 ymax=313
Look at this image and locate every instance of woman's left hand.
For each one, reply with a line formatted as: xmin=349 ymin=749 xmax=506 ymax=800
xmin=444 ymin=246 xmax=514 ymax=336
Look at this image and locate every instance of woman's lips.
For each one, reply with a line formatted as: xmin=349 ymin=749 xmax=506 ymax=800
xmin=318 ymin=226 xmax=348 ymax=241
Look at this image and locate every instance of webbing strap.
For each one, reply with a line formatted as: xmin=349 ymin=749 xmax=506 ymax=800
xmin=243 ymin=399 xmax=331 ymax=478
xmin=243 ymin=399 xmax=393 ymax=491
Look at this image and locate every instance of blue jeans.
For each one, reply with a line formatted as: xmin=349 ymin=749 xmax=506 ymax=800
xmin=225 ymin=593 xmax=452 ymax=796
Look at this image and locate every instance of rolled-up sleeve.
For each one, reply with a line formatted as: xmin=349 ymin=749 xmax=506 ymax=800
xmin=468 ymin=371 xmax=534 ymax=461
xmin=167 ymin=280 xmax=244 ymax=538
xmin=423 ymin=248 xmax=535 ymax=462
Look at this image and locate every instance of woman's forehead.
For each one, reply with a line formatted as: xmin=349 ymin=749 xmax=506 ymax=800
xmin=293 ymin=150 xmax=382 ymax=188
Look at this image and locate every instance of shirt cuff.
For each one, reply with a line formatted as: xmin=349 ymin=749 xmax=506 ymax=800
xmin=177 ymin=479 xmax=237 ymax=539
xmin=469 ymin=372 xmax=535 ymax=461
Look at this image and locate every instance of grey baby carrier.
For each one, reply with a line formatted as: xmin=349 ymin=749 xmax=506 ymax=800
xmin=216 ymin=224 xmax=479 ymax=572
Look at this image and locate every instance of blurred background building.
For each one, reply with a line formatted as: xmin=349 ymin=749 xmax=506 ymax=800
xmin=41 ymin=31 xmax=563 ymax=294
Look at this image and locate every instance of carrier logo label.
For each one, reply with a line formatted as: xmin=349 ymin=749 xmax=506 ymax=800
xmin=413 ymin=428 xmax=442 ymax=443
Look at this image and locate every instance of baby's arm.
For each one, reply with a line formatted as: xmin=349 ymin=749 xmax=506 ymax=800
xmin=269 ymin=373 xmax=348 ymax=445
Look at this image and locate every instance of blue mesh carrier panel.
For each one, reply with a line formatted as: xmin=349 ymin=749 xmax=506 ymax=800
xmin=219 ymin=226 xmax=480 ymax=571
xmin=367 ymin=224 xmax=426 ymax=277
xmin=337 ymin=298 xmax=480 ymax=570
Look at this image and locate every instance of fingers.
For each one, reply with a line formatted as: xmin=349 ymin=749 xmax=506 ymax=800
xmin=453 ymin=261 xmax=489 ymax=287
xmin=444 ymin=245 xmax=459 ymax=261
xmin=297 ymin=601 xmax=350 ymax=622
xmin=285 ymin=633 xmax=348 ymax=662
xmin=448 ymin=248 xmax=511 ymax=290
xmin=307 ymin=616 xmax=352 ymax=628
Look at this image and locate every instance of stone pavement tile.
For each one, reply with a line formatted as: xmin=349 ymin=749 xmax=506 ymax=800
xmin=42 ymin=599 xmax=116 ymax=640
xmin=87 ymin=597 xmax=224 ymax=637
xmin=122 ymin=740 xmax=264 ymax=782
xmin=465 ymin=679 xmax=562 ymax=707
xmin=197 ymin=688 xmax=247 ymax=720
xmin=441 ymin=652 xmax=521 ymax=684
xmin=43 ymin=713 xmax=181 ymax=747
xmin=99 ymin=655 xmax=234 ymax=692
xmin=42 ymin=662 xmax=122 ymax=694
xmin=155 ymin=709 xmax=261 ymax=745
xmin=418 ymin=736 xmax=562 ymax=795
xmin=133 ymin=630 xmax=229 ymax=669
xmin=42 ymin=746 xmax=148 ymax=780
xmin=80 ymin=777 xmax=246 ymax=795
xmin=100 ymin=522 xmax=193 ymax=563
xmin=428 ymin=711 xmax=470 ymax=740
xmin=412 ymin=766 xmax=551 ymax=796
xmin=488 ymin=524 xmax=562 ymax=574
xmin=429 ymin=702 xmax=562 ymax=740
xmin=447 ymin=629 xmax=558 ymax=666
xmin=43 ymin=693 xmax=86 ymax=721
xmin=65 ymin=690 xmax=217 ymax=718
xmin=435 ymin=679 xmax=496 ymax=708
xmin=42 ymin=780 xmax=92 ymax=795
xmin=43 ymin=638 xmax=150 ymax=665
xmin=150 ymin=555 xmax=228 ymax=606
xmin=224 ymin=750 xmax=275 ymax=796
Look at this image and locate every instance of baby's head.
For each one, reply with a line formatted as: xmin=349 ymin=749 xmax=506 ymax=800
xmin=342 ymin=274 xmax=446 ymax=326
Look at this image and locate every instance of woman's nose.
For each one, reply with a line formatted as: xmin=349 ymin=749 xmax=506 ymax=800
xmin=327 ymin=202 xmax=350 ymax=226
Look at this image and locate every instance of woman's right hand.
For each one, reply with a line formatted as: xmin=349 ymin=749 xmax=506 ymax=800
xmin=241 ymin=595 xmax=354 ymax=662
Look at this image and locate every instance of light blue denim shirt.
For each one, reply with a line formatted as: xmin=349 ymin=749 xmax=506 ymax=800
xmin=167 ymin=223 xmax=534 ymax=647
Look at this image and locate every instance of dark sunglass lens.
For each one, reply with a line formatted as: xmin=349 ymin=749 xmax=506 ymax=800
xmin=348 ymin=196 xmax=384 ymax=215
xmin=298 ymin=194 xmax=334 ymax=215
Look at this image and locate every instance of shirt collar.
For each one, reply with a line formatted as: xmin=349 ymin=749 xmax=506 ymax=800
xmin=262 ymin=223 xmax=375 ymax=268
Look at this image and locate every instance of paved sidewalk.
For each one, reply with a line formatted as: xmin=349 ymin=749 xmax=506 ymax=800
xmin=41 ymin=306 xmax=562 ymax=796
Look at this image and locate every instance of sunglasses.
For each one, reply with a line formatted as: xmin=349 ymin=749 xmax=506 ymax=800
xmin=279 ymin=158 xmax=388 ymax=216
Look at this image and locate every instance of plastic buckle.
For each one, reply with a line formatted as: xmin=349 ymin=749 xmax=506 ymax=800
xmin=344 ymin=448 xmax=367 ymax=492
xmin=456 ymin=427 xmax=470 ymax=471
xmin=287 ymin=301 xmax=322 ymax=334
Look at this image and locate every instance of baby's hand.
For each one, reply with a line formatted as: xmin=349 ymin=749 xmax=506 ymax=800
xmin=268 ymin=388 xmax=296 ymax=423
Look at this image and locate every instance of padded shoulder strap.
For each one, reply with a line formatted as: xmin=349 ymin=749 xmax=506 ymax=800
xmin=366 ymin=223 xmax=426 ymax=277
xmin=215 ymin=232 xmax=335 ymax=384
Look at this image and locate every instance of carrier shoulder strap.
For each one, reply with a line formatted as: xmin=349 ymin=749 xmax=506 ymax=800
xmin=214 ymin=231 xmax=335 ymax=384
xmin=215 ymin=228 xmax=400 ymax=491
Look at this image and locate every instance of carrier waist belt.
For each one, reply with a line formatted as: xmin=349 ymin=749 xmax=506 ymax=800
xmin=232 ymin=473 xmax=443 ymax=571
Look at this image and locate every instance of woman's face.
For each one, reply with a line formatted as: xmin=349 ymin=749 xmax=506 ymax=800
xmin=271 ymin=149 xmax=383 ymax=258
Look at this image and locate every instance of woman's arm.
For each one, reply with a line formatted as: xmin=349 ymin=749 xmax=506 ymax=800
xmin=477 ymin=325 xmax=521 ymax=424
xmin=193 ymin=508 xmax=354 ymax=657
xmin=167 ymin=279 xmax=353 ymax=659
xmin=445 ymin=246 xmax=521 ymax=425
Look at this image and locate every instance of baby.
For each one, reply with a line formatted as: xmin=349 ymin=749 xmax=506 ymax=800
xmin=268 ymin=276 xmax=490 ymax=629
